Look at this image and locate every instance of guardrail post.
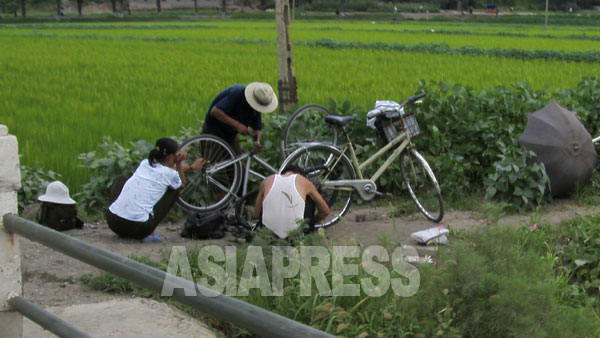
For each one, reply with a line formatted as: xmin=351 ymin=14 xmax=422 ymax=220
xmin=0 ymin=124 xmax=23 ymax=337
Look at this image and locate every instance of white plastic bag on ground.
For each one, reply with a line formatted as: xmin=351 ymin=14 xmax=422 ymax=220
xmin=411 ymin=226 xmax=449 ymax=245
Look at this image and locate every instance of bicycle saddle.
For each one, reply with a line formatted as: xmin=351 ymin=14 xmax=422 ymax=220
xmin=324 ymin=115 xmax=353 ymax=127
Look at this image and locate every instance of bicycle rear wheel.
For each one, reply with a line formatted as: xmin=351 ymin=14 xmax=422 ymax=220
xmin=399 ymin=149 xmax=444 ymax=222
xmin=177 ymin=135 xmax=242 ymax=212
xmin=280 ymin=104 xmax=338 ymax=158
xmin=280 ymin=144 xmax=355 ymax=228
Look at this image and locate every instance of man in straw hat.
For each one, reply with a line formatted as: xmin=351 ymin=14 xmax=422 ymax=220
xmin=203 ymin=82 xmax=278 ymax=154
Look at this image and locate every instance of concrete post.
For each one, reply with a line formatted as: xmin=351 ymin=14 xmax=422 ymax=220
xmin=0 ymin=124 xmax=23 ymax=337
xmin=275 ymin=0 xmax=298 ymax=113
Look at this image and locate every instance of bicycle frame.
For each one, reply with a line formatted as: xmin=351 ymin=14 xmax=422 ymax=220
xmin=338 ymin=128 xmax=412 ymax=183
xmin=209 ymin=151 xmax=278 ymax=199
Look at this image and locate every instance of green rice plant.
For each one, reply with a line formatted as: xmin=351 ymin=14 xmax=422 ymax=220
xmin=3 ymin=20 xmax=600 ymax=196
xmin=5 ymin=20 xmax=600 ymax=52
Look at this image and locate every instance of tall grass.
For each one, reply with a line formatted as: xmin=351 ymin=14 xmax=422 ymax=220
xmin=81 ymin=224 xmax=600 ymax=336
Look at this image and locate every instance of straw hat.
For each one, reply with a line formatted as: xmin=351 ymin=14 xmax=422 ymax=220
xmin=244 ymin=82 xmax=278 ymax=113
xmin=38 ymin=181 xmax=76 ymax=205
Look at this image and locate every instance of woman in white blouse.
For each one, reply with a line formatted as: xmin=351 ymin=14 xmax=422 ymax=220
xmin=106 ymin=137 xmax=204 ymax=241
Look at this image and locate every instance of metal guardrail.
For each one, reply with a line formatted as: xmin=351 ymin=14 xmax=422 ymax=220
xmin=8 ymin=296 xmax=91 ymax=338
xmin=3 ymin=214 xmax=335 ymax=338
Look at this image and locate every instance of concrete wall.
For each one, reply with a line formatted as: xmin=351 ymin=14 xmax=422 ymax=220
xmin=0 ymin=124 xmax=23 ymax=337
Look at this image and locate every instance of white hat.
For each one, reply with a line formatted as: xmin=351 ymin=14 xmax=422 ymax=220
xmin=38 ymin=181 xmax=76 ymax=205
xmin=244 ymin=82 xmax=278 ymax=113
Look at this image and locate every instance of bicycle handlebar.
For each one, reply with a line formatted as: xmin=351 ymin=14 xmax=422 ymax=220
xmin=405 ymin=92 xmax=426 ymax=105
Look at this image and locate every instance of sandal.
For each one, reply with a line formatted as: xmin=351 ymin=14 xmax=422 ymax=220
xmin=142 ymin=233 xmax=164 ymax=243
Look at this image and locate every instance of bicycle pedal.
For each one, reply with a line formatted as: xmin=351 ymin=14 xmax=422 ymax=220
xmin=371 ymin=190 xmax=393 ymax=201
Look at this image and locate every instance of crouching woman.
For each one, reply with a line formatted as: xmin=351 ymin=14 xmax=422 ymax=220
xmin=106 ymin=137 xmax=204 ymax=241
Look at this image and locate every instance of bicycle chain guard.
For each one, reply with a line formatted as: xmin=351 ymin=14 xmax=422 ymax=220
xmin=322 ymin=179 xmax=378 ymax=200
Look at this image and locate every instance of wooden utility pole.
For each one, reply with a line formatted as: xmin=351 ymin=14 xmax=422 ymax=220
xmin=544 ymin=0 xmax=549 ymax=29
xmin=275 ymin=0 xmax=297 ymax=113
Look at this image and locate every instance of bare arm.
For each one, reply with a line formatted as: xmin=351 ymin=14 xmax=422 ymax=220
xmin=176 ymin=162 xmax=186 ymax=188
xmin=253 ymin=181 xmax=266 ymax=219
xmin=305 ymin=182 xmax=330 ymax=222
xmin=175 ymin=151 xmax=204 ymax=189
xmin=210 ymin=106 xmax=249 ymax=135
xmin=251 ymin=129 xmax=263 ymax=153
xmin=179 ymin=159 xmax=205 ymax=173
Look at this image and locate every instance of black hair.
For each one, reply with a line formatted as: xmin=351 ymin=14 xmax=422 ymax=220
xmin=148 ymin=137 xmax=178 ymax=166
xmin=282 ymin=164 xmax=302 ymax=175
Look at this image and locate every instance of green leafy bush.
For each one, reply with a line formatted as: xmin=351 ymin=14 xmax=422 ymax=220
xmin=77 ymin=137 xmax=154 ymax=212
xmin=302 ymin=39 xmax=600 ymax=64
xmin=484 ymin=141 xmax=550 ymax=211
xmin=412 ymin=77 xmax=600 ymax=202
xmin=17 ymin=165 xmax=60 ymax=213
xmin=76 ymin=77 xmax=600 ymax=213
xmin=553 ymin=215 xmax=600 ymax=311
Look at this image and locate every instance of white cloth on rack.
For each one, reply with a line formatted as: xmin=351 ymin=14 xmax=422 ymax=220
xmin=366 ymin=100 xmax=405 ymax=129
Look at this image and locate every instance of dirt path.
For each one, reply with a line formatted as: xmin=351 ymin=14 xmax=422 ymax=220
xmin=18 ymin=198 xmax=600 ymax=335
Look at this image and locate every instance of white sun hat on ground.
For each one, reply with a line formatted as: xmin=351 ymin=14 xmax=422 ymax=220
xmin=244 ymin=82 xmax=278 ymax=113
xmin=38 ymin=181 xmax=76 ymax=205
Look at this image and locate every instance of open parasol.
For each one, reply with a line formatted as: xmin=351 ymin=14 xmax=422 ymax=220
xmin=518 ymin=101 xmax=597 ymax=197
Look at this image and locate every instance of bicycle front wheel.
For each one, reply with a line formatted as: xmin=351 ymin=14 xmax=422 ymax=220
xmin=281 ymin=104 xmax=338 ymax=158
xmin=399 ymin=149 xmax=444 ymax=222
xmin=281 ymin=144 xmax=355 ymax=228
xmin=177 ymin=135 xmax=242 ymax=212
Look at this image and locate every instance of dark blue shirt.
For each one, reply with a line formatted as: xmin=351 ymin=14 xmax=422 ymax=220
xmin=204 ymin=85 xmax=262 ymax=142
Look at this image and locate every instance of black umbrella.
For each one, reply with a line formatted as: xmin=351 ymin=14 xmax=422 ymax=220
xmin=518 ymin=101 xmax=597 ymax=197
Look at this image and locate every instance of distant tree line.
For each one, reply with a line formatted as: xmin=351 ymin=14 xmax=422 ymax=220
xmin=439 ymin=0 xmax=600 ymax=11
xmin=1 ymin=0 xmax=599 ymax=17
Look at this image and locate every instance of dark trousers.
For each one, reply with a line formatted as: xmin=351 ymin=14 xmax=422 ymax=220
xmin=105 ymin=176 xmax=179 ymax=239
xmin=304 ymin=197 xmax=316 ymax=232
xmin=202 ymin=124 xmax=245 ymax=196
xmin=202 ymin=124 xmax=243 ymax=155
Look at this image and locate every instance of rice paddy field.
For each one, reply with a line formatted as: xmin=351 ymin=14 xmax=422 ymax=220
xmin=2 ymin=17 xmax=600 ymax=193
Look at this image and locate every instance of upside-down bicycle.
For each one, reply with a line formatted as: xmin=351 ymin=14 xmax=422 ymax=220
xmin=176 ymin=133 xmax=279 ymax=213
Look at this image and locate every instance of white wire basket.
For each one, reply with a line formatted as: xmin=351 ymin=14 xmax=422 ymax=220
xmin=379 ymin=113 xmax=421 ymax=142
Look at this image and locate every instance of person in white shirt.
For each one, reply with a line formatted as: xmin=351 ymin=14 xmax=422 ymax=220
xmin=106 ymin=137 xmax=204 ymax=241
xmin=254 ymin=165 xmax=330 ymax=239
